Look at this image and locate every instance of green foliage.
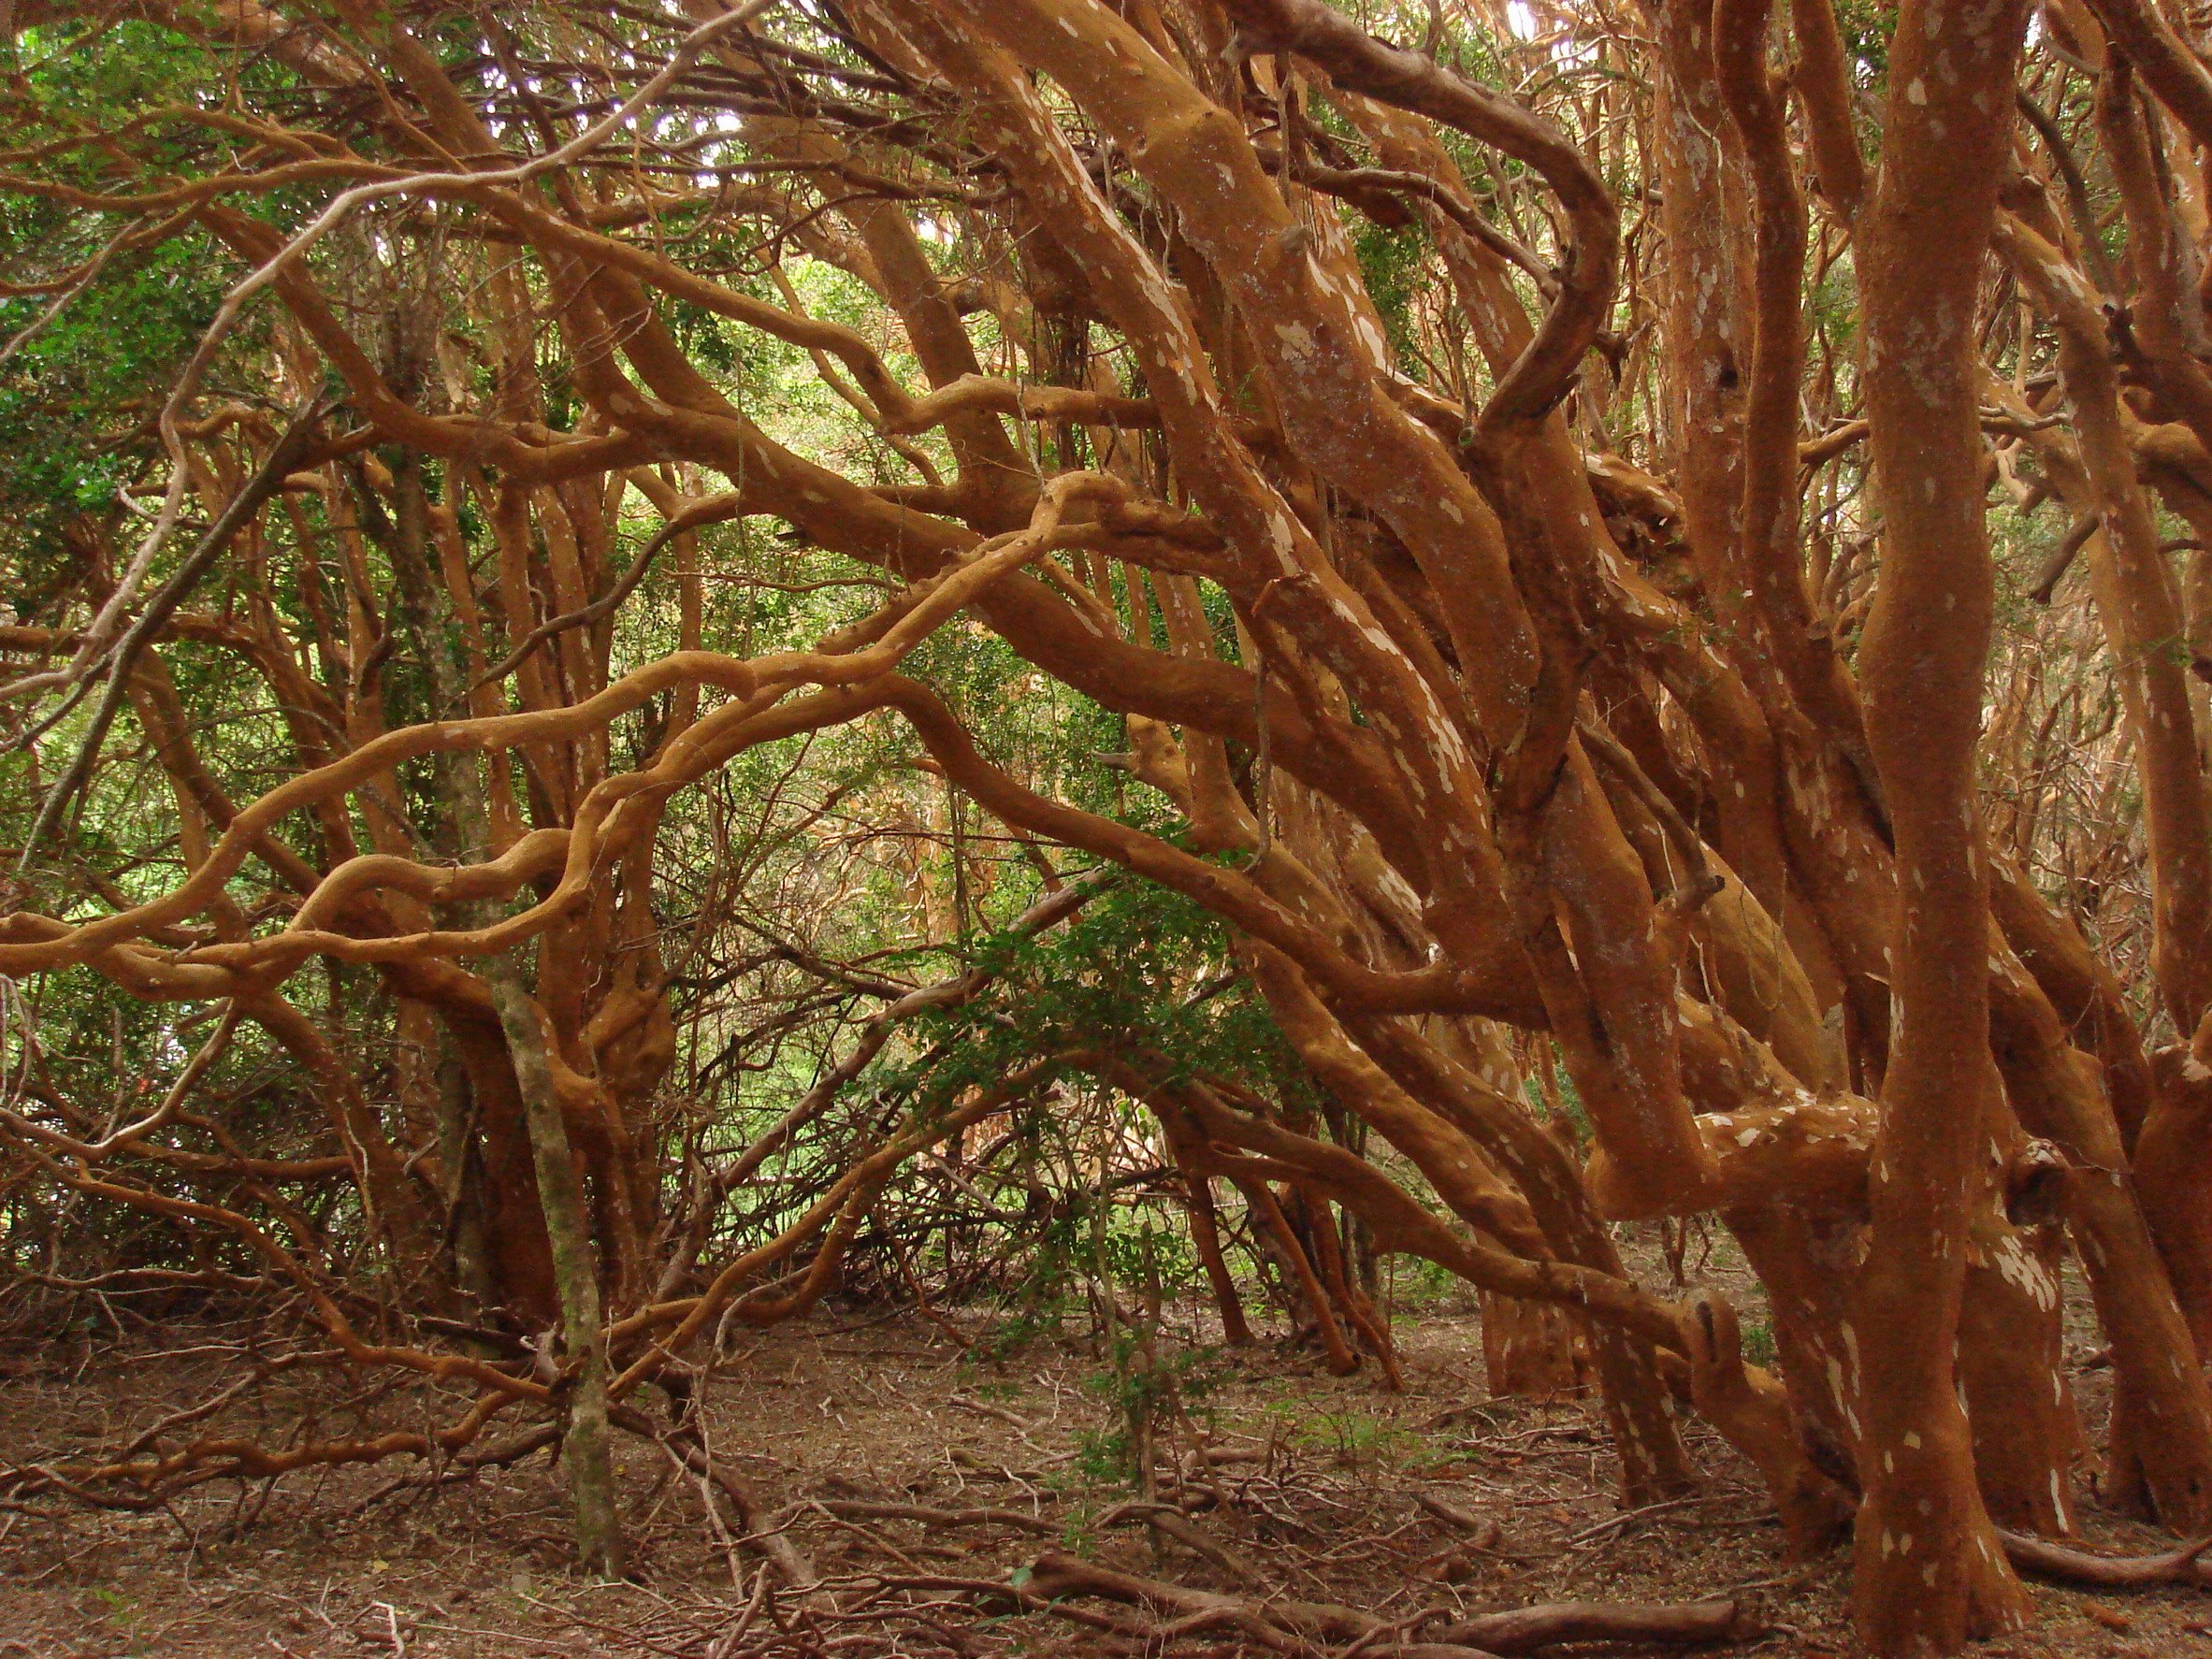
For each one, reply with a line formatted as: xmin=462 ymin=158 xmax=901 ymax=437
xmin=1265 ymin=1402 xmax=1414 ymax=1469
xmin=968 ymin=1296 xmax=1072 ymax=1364
xmin=0 ymin=235 xmax=229 ymax=571
xmin=1392 ymin=1254 xmax=1466 ymax=1308
xmin=1740 ymin=1320 xmax=1778 ymax=1369
xmin=0 ymin=21 xmax=273 ymax=568
xmin=1088 ymin=1328 xmax=1227 ymax=1420
xmin=1830 ymin=0 xmax=1898 ymax=79
xmin=1522 ymin=1051 xmax=1590 ymax=1148
xmin=1805 ymin=253 xmax=1860 ymax=355
xmin=884 ymin=872 xmax=1307 ymax=1109
xmin=1097 ymin=1208 xmax=1198 ymax=1292
xmin=1352 ymin=219 xmax=1432 ymax=368
xmin=1071 ymin=1423 xmax=1137 ymax=1484
xmin=1076 ymin=1333 xmax=1228 ymax=1484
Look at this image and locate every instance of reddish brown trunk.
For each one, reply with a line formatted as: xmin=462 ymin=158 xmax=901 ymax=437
xmin=1180 ymin=1163 xmax=1254 ymax=1347
xmin=1849 ymin=0 xmax=2034 ymax=1642
xmin=1481 ymin=1292 xmax=1593 ymax=1399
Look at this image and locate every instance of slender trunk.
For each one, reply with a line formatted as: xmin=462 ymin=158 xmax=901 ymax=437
xmin=389 ymin=453 xmax=619 ymax=1569
xmin=1243 ymin=1180 xmax=1358 ymax=1374
xmin=1303 ymin=1191 xmax=1402 ymax=1387
xmin=1179 ymin=1162 xmax=1254 ymax=1346
xmin=487 ymin=955 xmax=626 ymax=1580
xmin=432 ymin=1032 xmax=499 ymax=1314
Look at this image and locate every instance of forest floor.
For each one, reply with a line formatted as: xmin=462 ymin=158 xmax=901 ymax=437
xmin=1 ymin=1272 xmax=2205 ymax=1658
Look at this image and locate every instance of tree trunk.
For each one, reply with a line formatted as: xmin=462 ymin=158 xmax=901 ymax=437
xmin=1179 ymin=1163 xmax=1254 ymax=1347
xmin=1850 ymin=0 xmax=2035 ymax=1641
xmin=1481 ymin=1291 xmax=1592 ymax=1399
xmin=487 ymin=955 xmax=626 ymax=1579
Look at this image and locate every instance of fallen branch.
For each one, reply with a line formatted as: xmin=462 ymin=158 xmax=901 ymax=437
xmin=613 ymin=1405 xmax=829 ymax=1604
xmin=1019 ymin=1549 xmax=1404 ymax=1652
xmin=1096 ymin=1499 xmax=1265 ymax=1585
xmin=1999 ymin=1530 xmax=2212 ymax=1588
xmin=813 ymin=1497 xmax=1057 ymax=1536
xmin=1431 ymin=1599 xmax=1756 ymax=1653
xmin=1013 ymin=1550 xmax=1757 ymax=1656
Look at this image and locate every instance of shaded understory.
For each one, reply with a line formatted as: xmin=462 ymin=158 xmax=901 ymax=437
xmin=1 ymin=1294 xmax=2198 ymax=1659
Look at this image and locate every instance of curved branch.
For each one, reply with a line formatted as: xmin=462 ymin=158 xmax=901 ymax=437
xmin=1219 ymin=0 xmax=1617 ymax=436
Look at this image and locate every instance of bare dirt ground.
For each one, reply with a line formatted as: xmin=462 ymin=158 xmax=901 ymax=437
xmin=1 ymin=1283 xmax=2205 ymax=1658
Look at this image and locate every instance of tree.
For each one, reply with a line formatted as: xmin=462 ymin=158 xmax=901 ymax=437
xmin=5 ymin=0 xmax=2212 ymax=1651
